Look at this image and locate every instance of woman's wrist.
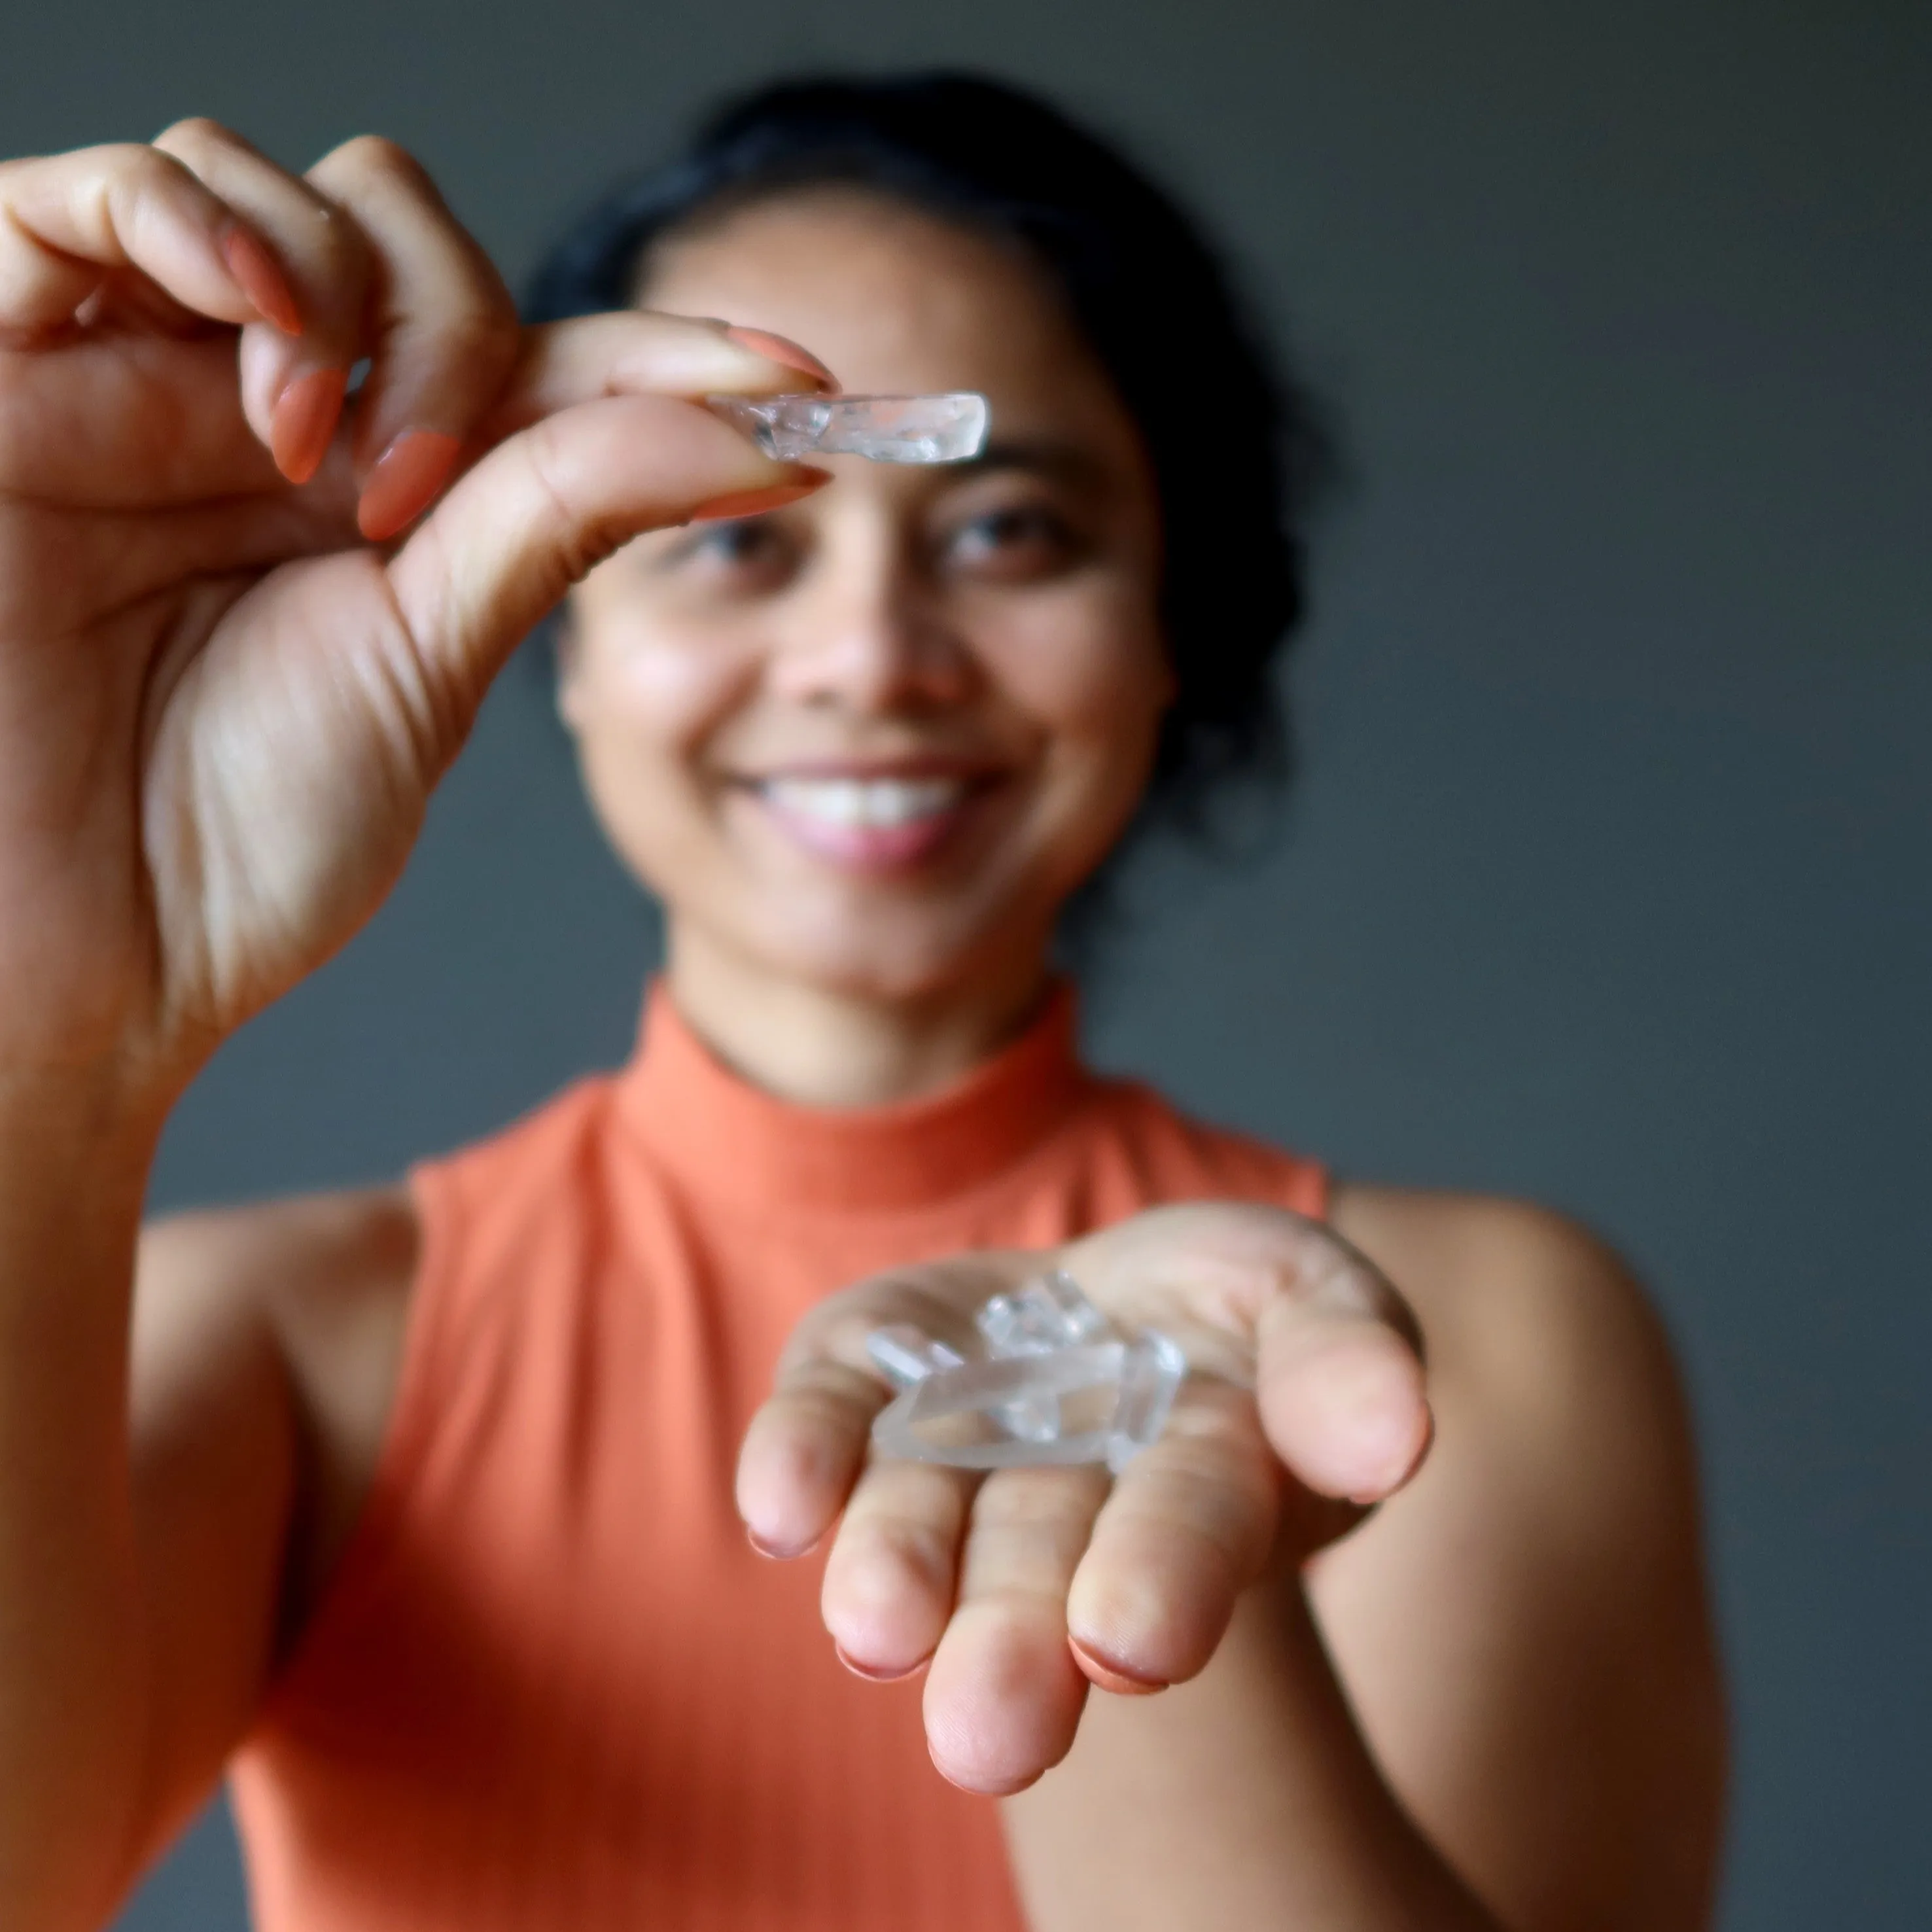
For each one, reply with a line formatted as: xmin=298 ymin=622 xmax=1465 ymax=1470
xmin=0 ymin=1059 xmax=166 ymax=1265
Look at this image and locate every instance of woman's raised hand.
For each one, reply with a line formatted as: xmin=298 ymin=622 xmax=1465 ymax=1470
xmin=736 ymin=1203 xmax=1433 ymax=1794
xmin=0 ymin=123 xmax=827 ymax=1099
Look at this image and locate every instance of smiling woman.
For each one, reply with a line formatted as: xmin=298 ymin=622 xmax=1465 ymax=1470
xmin=562 ymin=185 xmax=1174 ymax=1083
xmin=0 ymin=71 xmax=1721 ymax=1932
xmin=527 ymin=77 xmax=1322 ymax=952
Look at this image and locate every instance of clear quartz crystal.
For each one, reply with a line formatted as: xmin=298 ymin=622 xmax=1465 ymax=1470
xmin=707 ymin=392 xmax=989 ymax=463
xmin=866 ymin=1325 xmax=966 ymax=1387
xmin=868 ymin=1271 xmax=1186 ymax=1471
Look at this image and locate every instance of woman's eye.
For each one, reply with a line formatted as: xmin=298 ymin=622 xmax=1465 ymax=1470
xmin=665 ymin=517 xmax=797 ymax=588
xmin=944 ymin=506 xmax=1082 ymax=579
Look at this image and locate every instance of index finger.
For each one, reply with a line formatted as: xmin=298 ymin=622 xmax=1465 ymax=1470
xmin=733 ymin=1252 xmax=1032 ymax=1557
xmin=0 ymin=145 xmax=278 ymax=339
xmin=735 ymin=1353 xmax=888 ymax=1558
xmin=478 ymin=311 xmax=837 ymax=446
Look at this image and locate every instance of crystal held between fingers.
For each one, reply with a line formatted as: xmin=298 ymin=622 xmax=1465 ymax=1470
xmin=866 ymin=1271 xmax=1186 ymax=1473
xmin=707 ymin=392 xmax=991 ymax=463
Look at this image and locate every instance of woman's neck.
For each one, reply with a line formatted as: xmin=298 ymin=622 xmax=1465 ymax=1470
xmin=663 ymin=928 xmax=1055 ymax=1110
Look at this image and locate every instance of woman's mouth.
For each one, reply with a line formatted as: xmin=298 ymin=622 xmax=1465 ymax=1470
xmin=747 ymin=773 xmax=991 ymax=871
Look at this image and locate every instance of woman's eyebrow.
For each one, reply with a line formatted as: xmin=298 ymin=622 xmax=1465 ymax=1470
xmin=949 ymin=438 xmax=1108 ymax=489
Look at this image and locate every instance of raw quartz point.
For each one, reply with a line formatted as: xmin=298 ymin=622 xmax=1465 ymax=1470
xmin=707 ymin=391 xmax=990 ymax=464
xmin=867 ymin=1326 xmax=965 ymax=1387
xmin=868 ymin=1271 xmax=1186 ymax=1474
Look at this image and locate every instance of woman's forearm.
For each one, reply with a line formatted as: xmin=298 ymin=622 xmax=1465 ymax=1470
xmin=1000 ymin=1574 xmax=1499 ymax=1932
xmin=0 ymin=1073 xmax=164 ymax=1929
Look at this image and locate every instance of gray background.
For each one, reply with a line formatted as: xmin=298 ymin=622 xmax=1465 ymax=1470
xmin=3 ymin=0 xmax=1925 ymax=1924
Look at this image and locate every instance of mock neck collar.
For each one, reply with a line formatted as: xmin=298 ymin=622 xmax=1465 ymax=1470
xmin=615 ymin=981 xmax=1096 ymax=1216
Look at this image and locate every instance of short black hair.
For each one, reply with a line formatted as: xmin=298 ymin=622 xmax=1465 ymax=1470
xmin=526 ymin=72 xmax=1333 ymax=922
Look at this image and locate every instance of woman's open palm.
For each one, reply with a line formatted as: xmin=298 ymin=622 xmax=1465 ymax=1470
xmin=737 ymin=1203 xmax=1434 ymax=1794
xmin=0 ymin=122 xmax=822 ymax=1091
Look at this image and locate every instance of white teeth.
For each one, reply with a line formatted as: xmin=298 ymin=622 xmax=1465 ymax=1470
xmin=762 ymin=777 xmax=969 ymax=830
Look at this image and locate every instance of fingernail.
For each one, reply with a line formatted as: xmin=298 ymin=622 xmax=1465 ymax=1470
xmin=834 ymin=1643 xmax=930 ymax=1683
xmin=221 ymin=227 xmax=303 ymax=336
xmin=722 ymin=325 xmax=837 ymax=389
xmin=1067 ymin=1634 xmax=1168 ymax=1696
xmin=746 ymin=1525 xmax=820 ymax=1560
xmin=357 ymin=430 xmax=463 ymax=542
xmin=270 ymin=368 xmax=349 ymax=485
xmin=688 ymin=473 xmax=829 ymax=523
xmin=929 ymin=1749 xmax=1042 ymax=1798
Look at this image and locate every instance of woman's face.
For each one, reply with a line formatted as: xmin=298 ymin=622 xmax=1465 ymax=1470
xmin=563 ymin=190 xmax=1170 ymax=1005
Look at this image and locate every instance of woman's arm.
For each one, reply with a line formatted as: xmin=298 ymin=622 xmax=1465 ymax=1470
xmin=124 ymin=1190 xmax=420 ymax=1884
xmin=0 ymin=1150 xmax=413 ymax=1927
xmin=0 ymin=121 xmax=833 ymax=1928
xmin=998 ymin=1193 xmax=1724 ymax=1931
xmin=0 ymin=1081 xmax=182 ymax=1928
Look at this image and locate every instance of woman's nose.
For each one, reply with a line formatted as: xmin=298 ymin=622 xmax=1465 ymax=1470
xmin=767 ymin=540 xmax=977 ymax=713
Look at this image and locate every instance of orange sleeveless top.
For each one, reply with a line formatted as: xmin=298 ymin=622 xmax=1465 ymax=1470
xmin=230 ymin=986 xmax=1326 ymax=1931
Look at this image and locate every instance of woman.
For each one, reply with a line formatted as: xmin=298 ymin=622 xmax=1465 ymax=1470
xmin=0 ymin=75 xmax=1723 ymax=1932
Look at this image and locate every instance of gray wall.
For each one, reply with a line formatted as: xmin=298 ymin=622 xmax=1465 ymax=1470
xmin=3 ymin=0 xmax=1925 ymax=1925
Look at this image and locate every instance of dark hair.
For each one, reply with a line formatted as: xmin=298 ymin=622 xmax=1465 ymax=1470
xmin=526 ymin=73 xmax=1333 ymax=924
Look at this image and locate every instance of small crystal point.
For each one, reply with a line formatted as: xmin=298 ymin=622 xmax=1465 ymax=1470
xmin=977 ymin=1270 xmax=1112 ymax=1357
xmin=708 ymin=392 xmax=989 ymax=464
xmin=867 ymin=1325 xmax=965 ymax=1388
xmin=1106 ymin=1330 xmax=1186 ymax=1474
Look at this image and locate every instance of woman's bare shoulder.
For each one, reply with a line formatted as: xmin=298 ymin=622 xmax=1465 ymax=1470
xmin=139 ymin=1187 xmax=420 ymax=1435
xmin=134 ymin=1186 xmax=421 ymax=1625
xmin=1328 ymin=1182 xmax=1685 ymax=1427
xmin=140 ymin=1183 xmax=418 ymax=1297
xmin=1314 ymin=1183 xmax=1724 ymax=1927
xmin=1322 ymin=1180 xmax=1702 ymax=1590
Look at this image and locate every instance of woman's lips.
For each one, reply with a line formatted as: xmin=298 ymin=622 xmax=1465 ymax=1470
xmin=747 ymin=773 xmax=991 ymax=872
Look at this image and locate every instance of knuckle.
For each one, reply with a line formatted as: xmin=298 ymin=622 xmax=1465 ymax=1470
xmin=432 ymin=309 xmax=522 ymax=389
xmin=152 ymin=116 xmax=236 ymax=155
xmin=288 ymin=202 xmax=372 ymax=304
xmin=91 ymin=149 xmax=207 ymax=244
xmin=466 ymin=268 xmax=522 ymax=335
xmin=322 ymin=134 xmax=430 ymax=192
xmin=972 ymin=1472 xmax=1097 ymax=1539
xmin=110 ymin=145 xmax=196 ymax=196
xmin=519 ymin=421 xmax=623 ymax=587
xmin=867 ymin=1515 xmax=955 ymax=1592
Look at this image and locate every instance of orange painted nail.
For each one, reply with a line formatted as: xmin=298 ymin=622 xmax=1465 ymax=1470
xmin=722 ymin=325 xmax=836 ymax=389
xmin=688 ymin=475 xmax=829 ymax=523
xmin=1067 ymin=1634 xmax=1168 ymax=1696
xmin=357 ymin=430 xmax=463 ymax=542
xmin=270 ymin=368 xmax=349 ymax=485
xmin=220 ymin=227 xmax=303 ymax=336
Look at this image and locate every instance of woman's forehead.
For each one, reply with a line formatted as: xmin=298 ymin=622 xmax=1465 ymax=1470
xmin=639 ymin=190 xmax=1113 ymax=418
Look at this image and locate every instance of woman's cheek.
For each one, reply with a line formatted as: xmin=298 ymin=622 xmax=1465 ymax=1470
xmin=1010 ymin=633 xmax=1166 ymax=866
xmin=582 ymin=622 xmax=760 ymax=765
xmin=997 ymin=610 xmax=1167 ymax=755
xmin=571 ymin=627 xmax=757 ymax=876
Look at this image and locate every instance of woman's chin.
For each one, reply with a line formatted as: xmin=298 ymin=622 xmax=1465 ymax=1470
xmin=739 ymin=895 xmax=1044 ymax=1007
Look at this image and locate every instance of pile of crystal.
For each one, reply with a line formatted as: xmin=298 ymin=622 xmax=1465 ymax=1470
xmin=707 ymin=392 xmax=989 ymax=464
xmin=868 ymin=1271 xmax=1186 ymax=1473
